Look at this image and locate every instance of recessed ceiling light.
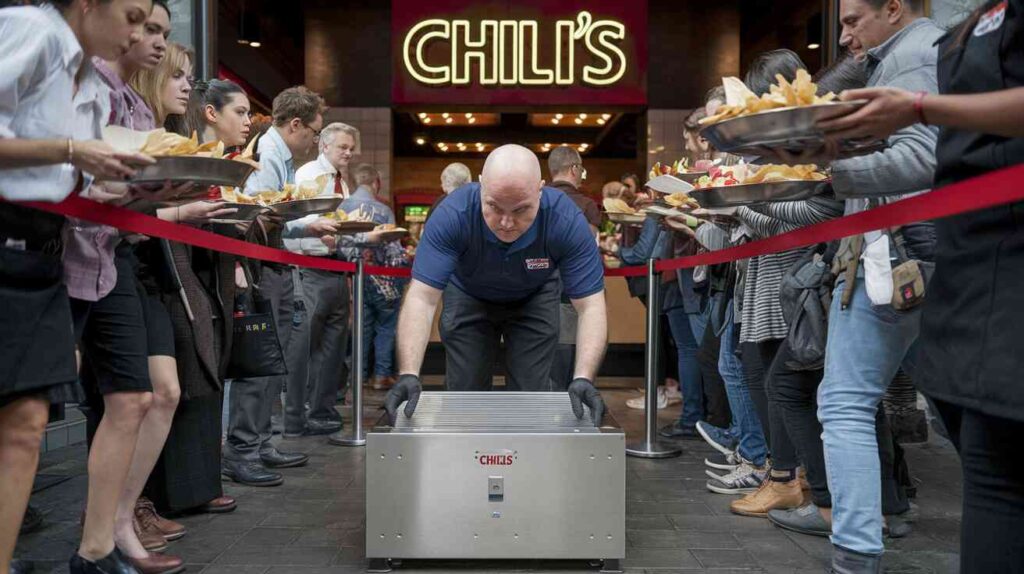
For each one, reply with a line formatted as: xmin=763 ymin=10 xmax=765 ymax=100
xmin=418 ymin=112 xmax=427 ymax=119
xmin=579 ymin=113 xmax=588 ymax=119
xmin=601 ymin=113 xmax=612 ymax=120
xmin=468 ymin=117 xmax=476 ymax=124
xmin=574 ymin=118 xmax=583 ymax=125
xmin=415 ymin=138 xmax=426 ymax=145
xmin=465 ymin=113 xmax=473 ymax=119
xmin=807 ymin=43 xmax=821 ymax=50
xmin=249 ymin=41 xmax=262 ymax=48
xmin=555 ymin=113 xmax=564 ymax=120
xmin=551 ymin=118 xmax=559 ymax=124
xmin=423 ymin=117 xmax=432 ymax=124
xmin=445 ymin=117 xmax=453 ymax=124
xmin=597 ymin=118 xmax=606 ymax=125
xmin=442 ymin=112 xmax=449 ymax=119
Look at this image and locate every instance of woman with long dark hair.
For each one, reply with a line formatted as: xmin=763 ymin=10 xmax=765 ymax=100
xmin=130 ymin=46 xmax=241 ymax=523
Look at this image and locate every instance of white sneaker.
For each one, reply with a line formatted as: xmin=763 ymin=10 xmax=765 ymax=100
xmin=706 ymin=461 xmax=767 ymax=494
xmin=626 ymin=387 xmax=679 ymax=410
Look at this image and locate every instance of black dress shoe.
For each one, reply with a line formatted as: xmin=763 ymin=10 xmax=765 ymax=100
xmin=221 ymin=460 xmax=284 ymax=487
xmin=658 ymin=423 xmax=701 ymax=439
xmin=260 ymin=447 xmax=309 ymax=469
xmin=10 ymin=559 xmax=34 ymax=574
xmin=306 ymin=418 xmax=342 ymax=435
xmin=69 ymin=548 xmax=140 ymax=574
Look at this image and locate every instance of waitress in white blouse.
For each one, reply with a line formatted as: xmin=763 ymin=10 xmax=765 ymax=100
xmin=0 ymin=1 xmax=153 ymax=573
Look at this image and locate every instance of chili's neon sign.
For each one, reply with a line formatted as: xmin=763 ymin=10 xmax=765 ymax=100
xmin=402 ymin=11 xmax=628 ymax=87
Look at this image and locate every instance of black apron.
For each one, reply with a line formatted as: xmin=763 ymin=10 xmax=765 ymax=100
xmin=915 ymin=0 xmax=1024 ymax=422
xmin=0 ymin=203 xmax=77 ymax=399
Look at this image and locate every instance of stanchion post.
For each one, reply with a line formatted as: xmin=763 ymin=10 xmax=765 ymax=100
xmin=626 ymin=258 xmax=681 ymax=459
xmin=333 ymin=258 xmax=366 ymax=447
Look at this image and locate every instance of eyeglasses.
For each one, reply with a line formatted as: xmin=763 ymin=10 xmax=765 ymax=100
xmin=303 ymin=122 xmax=322 ymax=143
xmin=573 ymin=164 xmax=588 ymax=181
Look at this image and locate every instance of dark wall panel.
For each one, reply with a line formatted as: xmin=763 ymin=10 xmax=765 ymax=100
xmin=647 ymin=0 xmax=741 ymax=109
xmin=305 ymin=0 xmax=392 ymax=107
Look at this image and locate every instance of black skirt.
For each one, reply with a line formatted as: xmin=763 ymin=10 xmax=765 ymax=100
xmin=0 ymin=209 xmax=79 ymax=406
xmin=144 ymin=391 xmax=224 ymax=512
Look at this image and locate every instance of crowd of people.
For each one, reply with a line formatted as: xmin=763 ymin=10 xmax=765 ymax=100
xmin=0 ymin=1 xmax=414 ymax=573
xmin=0 ymin=0 xmax=1021 ymax=574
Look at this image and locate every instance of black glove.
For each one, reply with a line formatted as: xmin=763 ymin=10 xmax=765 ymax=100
xmin=568 ymin=378 xmax=605 ymax=426
xmin=384 ymin=374 xmax=422 ymax=426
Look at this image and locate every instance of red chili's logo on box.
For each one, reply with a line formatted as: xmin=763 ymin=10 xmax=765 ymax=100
xmin=475 ymin=450 xmax=517 ymax=466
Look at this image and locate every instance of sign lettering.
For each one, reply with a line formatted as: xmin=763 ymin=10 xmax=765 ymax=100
xmin=402 ymin=11 xmax=628 ymax=88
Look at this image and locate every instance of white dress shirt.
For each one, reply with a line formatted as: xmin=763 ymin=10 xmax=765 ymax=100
xmin=0 ymin=5 xmax=109 ymax=202
xmin=286 ymin=153 xmax=350 ymax=256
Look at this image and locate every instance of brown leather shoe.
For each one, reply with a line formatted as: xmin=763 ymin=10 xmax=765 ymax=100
xmin=127 ymin=551 xmax=185 ymax=574
xmin=371 ymin=376 xmax=394 ymax=390
xmin=197 ymin=495 xmax=236 ymax=514
xmin=730 ymin=478 xmax=806 ymax=517
xmin=133 ymin=514 xmax=169 ymax=552
xmin=135 ymin=497 xmax=186 ymax=541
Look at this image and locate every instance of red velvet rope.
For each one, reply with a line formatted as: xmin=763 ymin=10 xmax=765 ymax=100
xmin=14 ymin=163 xmax=1024 ymax=278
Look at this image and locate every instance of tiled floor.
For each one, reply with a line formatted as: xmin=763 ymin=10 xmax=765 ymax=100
xmin=15 ymin=382 xmax=962 ymax=573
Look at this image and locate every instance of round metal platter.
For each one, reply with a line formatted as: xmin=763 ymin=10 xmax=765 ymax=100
xmin=129 ymin=156 xmax=256 ymax=188
xmin=690 ymin=180 xmax=828 ymax=208
xmin=270 ymin=197 xmax=344 ymax=221
xmin=699 ymin=101 xmax=871 ymax=155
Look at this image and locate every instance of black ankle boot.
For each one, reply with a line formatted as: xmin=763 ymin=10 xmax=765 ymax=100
xmin=69 ymin=548 xmax=141 ymax=574
xmin=829 ymin=544 xmax=882 ymax=574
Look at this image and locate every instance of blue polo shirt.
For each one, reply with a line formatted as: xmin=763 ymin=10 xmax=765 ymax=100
xmin=413 ymin=183 xmax=604 ymax=303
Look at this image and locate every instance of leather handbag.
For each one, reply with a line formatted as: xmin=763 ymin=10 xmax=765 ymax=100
xmin=225 ymin=269 xmax=287 ymax=379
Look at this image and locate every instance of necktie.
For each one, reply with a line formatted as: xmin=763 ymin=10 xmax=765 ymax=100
xmin=334 ymin=172 xmax=345 ymax=197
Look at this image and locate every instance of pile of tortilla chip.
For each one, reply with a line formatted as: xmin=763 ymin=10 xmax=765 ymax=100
xmin=221 ymin=181 xmax=324 ymax=206
xmin=700 ymin=69 xmax=838 ymax=125
xmin=744 ymin=164 xmax=828 ymax=184
xmin=664 ymin=192 xmax=700 ymax=209
xmin=603 ymin=197 xmax=637 ymax=215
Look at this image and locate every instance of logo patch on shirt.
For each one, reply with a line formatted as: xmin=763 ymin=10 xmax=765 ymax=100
xmin=525 ymin=258 xmax=551 ymax=270
xmin=974 ymin=1 xmax=1007 ymax=37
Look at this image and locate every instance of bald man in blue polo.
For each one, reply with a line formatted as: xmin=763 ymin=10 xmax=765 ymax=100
xmin=384 ymin=144 xmax=608 ymax=425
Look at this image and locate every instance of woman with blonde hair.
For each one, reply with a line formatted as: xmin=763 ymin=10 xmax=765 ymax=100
xmin=132 ymin=43 xmax=241 ymax=529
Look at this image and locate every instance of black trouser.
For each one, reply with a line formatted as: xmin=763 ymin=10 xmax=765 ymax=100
xmin=772 ymin=340 xmax=910 ymax=513
xmin=440 ymin=279 xmax=561 ymax=391
xmin=930 ymin=400 xmax=1024 ymax=573
xmin=751 ymin=339 xmax=800 ymax=471
xmin=696 ymin=318 xmax=731 ymax=429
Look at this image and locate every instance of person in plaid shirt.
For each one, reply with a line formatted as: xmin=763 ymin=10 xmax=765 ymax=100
xmin=337 ymin=164 xmax=410 ymax=391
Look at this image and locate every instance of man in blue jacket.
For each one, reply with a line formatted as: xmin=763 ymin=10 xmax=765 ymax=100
xmin=384 ymin=144 xmax=608 ymax=425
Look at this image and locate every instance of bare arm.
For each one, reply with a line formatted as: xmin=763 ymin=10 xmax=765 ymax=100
xmin=820 ymin=87 xmax=1024 ymax=141
xmin=396 ymin=279 xmax=444 ymax=377
xmin=0 ymin=139 xmax=67 ymax=169
xmin=571 ymin=291 xmax=608 ymax=381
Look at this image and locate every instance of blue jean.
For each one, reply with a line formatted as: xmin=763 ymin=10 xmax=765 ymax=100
xmin=818 ymin=279 xmax=921 ymax=556
xmin=362 ymin=288 xmax=399 ymax=379
xmin=667 ymin=307 xmax=707 ymax=428
xmin=718 ymin=300 xmax=768 ymax=466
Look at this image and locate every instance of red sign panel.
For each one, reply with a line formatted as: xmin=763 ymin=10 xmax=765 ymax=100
xmin=392 ymin=0 xmax=647 ymax=106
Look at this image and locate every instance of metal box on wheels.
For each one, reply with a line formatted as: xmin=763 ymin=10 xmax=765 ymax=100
xmin=366 ymin=392 xmax=625 ymax=572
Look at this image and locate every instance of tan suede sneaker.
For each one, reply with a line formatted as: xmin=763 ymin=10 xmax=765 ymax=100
xmin=730 ymin=478 xmax=806 ymax=517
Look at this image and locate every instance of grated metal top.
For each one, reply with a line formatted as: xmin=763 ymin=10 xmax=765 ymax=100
xmin=391 ymin=392 xmax=604 ymax=433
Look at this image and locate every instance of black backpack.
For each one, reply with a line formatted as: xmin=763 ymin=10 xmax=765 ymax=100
xmin=779 ymin=243 xmax=836 ymax=371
